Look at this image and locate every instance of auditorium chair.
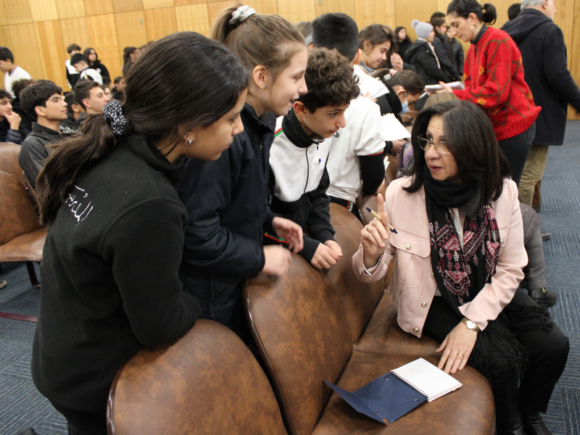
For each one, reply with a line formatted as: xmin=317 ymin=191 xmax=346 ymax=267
xmin=0 ymin=170 xmax=46 ymax=288
xmin=0 ymin=142 xmax=26 ymax=187
xmin=107 ymin=320 xmax=287 ymax=435
xmin=244 ymin=203 xmax=495 ymax=435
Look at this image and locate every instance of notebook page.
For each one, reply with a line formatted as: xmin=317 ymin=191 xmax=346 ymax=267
xmin=391 ymin=358 xmax=462 ymax=402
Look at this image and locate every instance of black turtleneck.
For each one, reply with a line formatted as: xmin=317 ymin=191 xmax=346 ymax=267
xmin=282 ymin=108 xmax=322 ymax=148
xmin=471 ymin=24 xmax=488 ymax=46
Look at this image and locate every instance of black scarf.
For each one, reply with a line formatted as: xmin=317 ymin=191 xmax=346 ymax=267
xmin=423 ymin=167 xmax=552 ymax=381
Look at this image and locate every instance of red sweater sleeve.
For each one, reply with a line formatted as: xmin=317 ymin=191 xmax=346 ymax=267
xmin=453 ymin=38 xmax=513 ymax=109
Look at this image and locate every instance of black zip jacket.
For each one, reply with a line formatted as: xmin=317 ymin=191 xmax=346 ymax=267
xmin=178 ymin=103 xmax=276 ymax=320
xmin=406 ymin=39 xmax=449 ymax=86
xmin=0 ymin=118 xmax=26 ymax=144
xmin=502 ymin=9 xmax=580 ymax=146
xmin=32 ymin=133 xmax=200 ymax=415
xmin=432 ymin=34 xmax=461 ymax=82
xmin=269 ymin=109 xmax=335 ymax=262
xmin=19 ymin=123 xmax=62 ymax=189
xmin=12 ymin=98 xmax=34 ymax=137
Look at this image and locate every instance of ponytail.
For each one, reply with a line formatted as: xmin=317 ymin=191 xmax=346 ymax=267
xmin=210 ymin=4 xmax=304 ymax=80
xmin=447 ymin=0 xmax=497 ymax=25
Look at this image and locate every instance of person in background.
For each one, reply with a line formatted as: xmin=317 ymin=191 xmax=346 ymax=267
xmin=508 ymin=3 xmax=522 ymax=20
xmin=73 ymin=80 xmax=110 ymax=121
xmin=60 ymin=92 xmax=84 ymax=132
xmin=394 ymin=26 xmax=412 ymax=62
xmin=178 ymin=5 xmax=306 ymax=340
xmin=32 ymin=31 xmax=249 ymax=435
xmin=502 ymin=0 xmax=580 ymax=209
xmin=122 ymin=46 xmax=139 ymax=76
xmin=70 ymin=54 xmax=103 ymax=85
xmin=447 ymin=26 xmax=464 ymax=76
xmin=11 ymin=78 xmax=36 ymax=137
xmin=112 ymin=76 xmax=125 ymax=102
xmin=0 ymin=89 xmax=26 ymax=144
xmin=358 ymin=24 xmax=399 ymax=74
xmin=355 ymin=100 xmax=568 ymax=435
xmin=295 ymin=20 xmax=312 ymax=39
xmin=430 ymin=12 xmax=461 ymax=81
xmin=65 ymin=44 xmax=81 ymax=89
xmin=83 ymin=47 xmax=110 ymax=86
xmin=19 ymin=80 xmax=69 ymax=190
xmin=0 ymin=47 xmax=31 ymax=98
xmin=311 ymin=13 xmax=386 ymax=215
xmin=407 ymin=19 xmax=449 ymax=89
xmin=269 ymin=48 xmax=359 ymax=269
xmin=443 ymin=0 xmax=540 ymax=186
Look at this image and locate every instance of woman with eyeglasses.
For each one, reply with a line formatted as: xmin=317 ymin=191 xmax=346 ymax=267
xmin=353 ymin=100 xmax=568 ymax=435
xmin=438 ymin=0 xmax=540 ymax=186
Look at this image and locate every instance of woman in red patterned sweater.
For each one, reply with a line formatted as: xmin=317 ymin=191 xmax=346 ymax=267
xmin=441 ymin=0 xmax=541 ymax=186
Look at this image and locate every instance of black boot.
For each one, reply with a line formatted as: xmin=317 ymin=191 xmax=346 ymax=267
xmin=528 ymin=288 xmax=557 ymax=308
xmin=522 ymin=411 xmax=552 ymax=435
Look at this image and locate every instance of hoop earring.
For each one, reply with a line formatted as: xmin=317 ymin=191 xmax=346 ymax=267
xmin=471 ymin=24 xmax=477 ymax=35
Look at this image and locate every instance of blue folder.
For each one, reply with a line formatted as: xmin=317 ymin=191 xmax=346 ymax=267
xmin=324 ymin=372 xmax=428 ymax=424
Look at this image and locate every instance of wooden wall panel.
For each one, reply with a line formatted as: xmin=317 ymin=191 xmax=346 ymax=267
xmin=4 ymin=0 xmax=33 ymax=25
xmin=143 ymin=0 xmax=174 ymax=8
xmin=0 ymin=3 xmax=8 ymax=26
xmin=250 ymin=0 xmax=278 ymax=14
xmin=8 ymin=23 xmax=45 ymax=79
xmin=144 ymin=7 xmax=176 ymax=40
xmin=395 ymin=0 xmax=438 ymax=32
xmin=355 ymin=0 xmax=395 ymax=29
xmin=35 ymin=20 xmax=67 ymax=88
xmin=113 ymin=0 xmax=144 ymax=13
xmin=115 ymin=10 xmax=148 ymax=56
xmin=554 ymin=0 xmax=575 ymax=47
xmin=276 ymin=0 xmax=315 ymax=23
xmin=207 ymin=0 xmax=235 ymax=28
xmin=174 ymin=0 xmax=205 ymax=5
xmin=30 ymin=0 xmax=59 ymax=22
xmin=0 ymin=26 xmax=13 ymax=48
xmin=60 ymin=16 xmax=91 ymax=51
xmin=315 ymin=0 xmax=354 ymax=18
xmin=175 ymin=3 xmax=210 ymax=35
xmin=568 ymin=0 xmax=580 ymax=120
xmin=56 ymin=0 xmax=86 ymax=19
xmin=83 ymin=0 xmax=114 ymax=16
xmin=86 ymin=14 xmax=122 ymax=79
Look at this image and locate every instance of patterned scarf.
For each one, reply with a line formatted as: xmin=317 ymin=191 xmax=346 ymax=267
xmin=423 ymin=167 xmax=501 ymax=313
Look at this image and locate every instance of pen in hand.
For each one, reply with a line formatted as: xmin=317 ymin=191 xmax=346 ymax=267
xmin=365 ymin=207 xmax=398 ymax=234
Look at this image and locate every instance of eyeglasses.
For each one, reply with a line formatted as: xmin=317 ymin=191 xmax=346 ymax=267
xmin=417 ymin=135 xmax=451 ymax=155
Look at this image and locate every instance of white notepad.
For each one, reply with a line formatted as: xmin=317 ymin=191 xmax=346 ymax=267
xmin=391 ymin=358 xmax=463 ymax=402
xmin=424 ymin=81 xmax=465 ymax=92
xmin=382 ymin=113 xmax=411 ymax=141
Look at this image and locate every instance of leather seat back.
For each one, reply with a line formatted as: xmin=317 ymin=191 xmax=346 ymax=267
xmin=245 ymin=255 xmax=352 ymax=435
xmin=0 ymin=171 xmax=41 ymax=246
xmin=327 ymin=203 xmax=384 ymax=344
xmin=107 ymin=320 xmax=287 ymax=435
xmin=0 ymin=142 xmax=26 ymax=186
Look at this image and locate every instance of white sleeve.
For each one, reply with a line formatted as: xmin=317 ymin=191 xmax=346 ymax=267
xmin=353 ymin=98 xmax=387 ymax=157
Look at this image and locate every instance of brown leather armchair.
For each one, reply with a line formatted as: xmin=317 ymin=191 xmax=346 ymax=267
xmin=107 ymin=320 xmax=287 ymax=435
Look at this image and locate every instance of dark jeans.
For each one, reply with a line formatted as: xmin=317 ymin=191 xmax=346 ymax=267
xmin=200 ymin=292 xmax=252 ymax=344
xmin=498 ymin=122 xmax=536 ymax=186
xmin=423 ymin=289 xmax=569 ymax=434
xmin=51 ymin=403 xmax=107 ymax=435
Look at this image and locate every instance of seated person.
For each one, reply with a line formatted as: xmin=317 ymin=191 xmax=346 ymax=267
xmin=311 ymin=13 xmax=386 ymax=215
xmin=11 ymin=78 xmax=35 ymax=137
xmin=0 ymin=89 xmax=26 ymax=144
xmin=70 ymin=53 xmax=103 ymax=85
xmin=269 ymin=48 xmax=359 ymax=269
xmin=354 ymin=100 xmax=568 ymax=435
xmin=19 ymin=80 xmax=69 ymax=190
xmin=73 ymin=80 xmax=111 ymax=126
xmin=60 ymin=92 xmax=84 ymax=132
xmin=112 ymin=76 xmax=126 ymax=102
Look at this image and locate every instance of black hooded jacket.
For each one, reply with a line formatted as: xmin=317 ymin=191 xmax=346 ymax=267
xmin=502 ymin=8 xmax=580 ymax=146
xmin=406 ymin=39 xmax=449 ymax=86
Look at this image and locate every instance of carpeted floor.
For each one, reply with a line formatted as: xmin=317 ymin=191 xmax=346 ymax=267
xmin=0 ymin=122 xmax=579 ymax=435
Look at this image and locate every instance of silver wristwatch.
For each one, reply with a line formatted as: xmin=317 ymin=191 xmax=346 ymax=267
xmin=461 ymin=317 xmax=481 ymax=332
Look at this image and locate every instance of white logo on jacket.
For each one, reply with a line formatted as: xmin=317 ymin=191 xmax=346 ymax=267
xmin=66 ymin=185 xmax=93 ymax=224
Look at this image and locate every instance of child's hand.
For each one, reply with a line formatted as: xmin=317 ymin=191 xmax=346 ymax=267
xmin=324 ymin=240 xmax=342 ymax=256
xmin=272 ymin=217 xmax=303 ymax=253
xmin=312 ymin=243 xmax=341 ymax=270
xmin=262 ymin=245 xmax=292 ymax=277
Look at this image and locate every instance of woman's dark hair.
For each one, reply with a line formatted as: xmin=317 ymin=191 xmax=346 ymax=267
xmin=211 ymin=4 xmax=304 ymax=80
xmin=386 ymin=70 xmax=424 ymax=96
xmin=83 ymin=47 xmax=99 ymax=65
xmin=123 ymin=46 xmax=137 ymax=65
xmin=405 ymin=100 xmax=510 ymax=216
xmin=358 ymin=24 xmax=398 ymax=59
xmin=37 ymin=32 xmax=248 ymax=225
xmin=447 ymin=0 xmax=497 ymax=25
xmin=394 ymin=26 xmax=411 ymax=44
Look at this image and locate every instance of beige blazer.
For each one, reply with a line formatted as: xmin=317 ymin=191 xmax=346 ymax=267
xmin=353 ymin=177 xmax=527 ymax=338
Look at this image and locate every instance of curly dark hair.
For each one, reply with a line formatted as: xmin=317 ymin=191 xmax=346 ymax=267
xmin=299 ymin=48 xmax=360 ymax=112
xmin=12 ymin=78 xmax=36 ymax=99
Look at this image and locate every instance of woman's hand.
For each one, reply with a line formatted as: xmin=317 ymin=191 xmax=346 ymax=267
xmin=436 ymin=81 xmax=454 ymax=94
xmin=436 ymin=321 xmax=478 ymax=374
xmin=390 ymin=53 xmax=404 ymax=72
xmin=272 ymin=217 xmax=303 ymax=253
xmin=262 ymin=245 xmax=292 ymax=277
xmin=312 ymin=242 xmax=341 ymax=270
xmin=361 ymin=193 xmax=390 ymax=269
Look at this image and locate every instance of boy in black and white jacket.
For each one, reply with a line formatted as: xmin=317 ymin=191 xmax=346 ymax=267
xmin=268 ymin=48 xmax=360 ymax=269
